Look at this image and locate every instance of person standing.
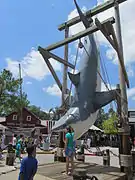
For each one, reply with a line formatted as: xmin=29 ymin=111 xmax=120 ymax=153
xmin=65 ymin=126 xmax=74 ymax=175
xmin=87 ymin=137 xmax=91 ymax=149
xmin=18 ymin=145 xmax=38 ymax=180
xmin=16 ymin=139 xmax=22 ymax=162
xmin=12 ymin=134 xmax=17 ymax=149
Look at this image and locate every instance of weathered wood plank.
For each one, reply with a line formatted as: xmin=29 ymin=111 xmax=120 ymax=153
xmin=39 ymin=46 xmax=75 ymax=69
xmin=95 ymin=18 xmax=129 ymax=88
xmin=39 ymin=17 xmax=114 ymax=52
xmin=58 ymin=0 xmax=127 ymax=31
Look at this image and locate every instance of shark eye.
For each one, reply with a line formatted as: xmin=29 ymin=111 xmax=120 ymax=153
xmin=85 ymin=39 xmax=87 ymax=44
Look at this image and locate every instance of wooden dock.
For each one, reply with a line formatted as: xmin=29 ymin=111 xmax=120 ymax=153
xmin=38 ymin=162 xmax=127 ymax=180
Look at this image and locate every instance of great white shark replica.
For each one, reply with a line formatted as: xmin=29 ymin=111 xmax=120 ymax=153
xmin=52 ymin=0 xmax=119 ymax=140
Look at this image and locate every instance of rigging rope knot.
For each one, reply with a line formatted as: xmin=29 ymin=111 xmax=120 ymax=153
xmin=78 ymin=39 xmax=84 ymax=49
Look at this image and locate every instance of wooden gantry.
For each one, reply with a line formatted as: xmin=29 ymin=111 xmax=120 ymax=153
xmin=38 ymin=0 xmax=129 ymax=93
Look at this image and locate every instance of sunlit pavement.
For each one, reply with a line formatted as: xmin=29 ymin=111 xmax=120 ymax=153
xmin=0 ymin=147 xmax=120 ymax=179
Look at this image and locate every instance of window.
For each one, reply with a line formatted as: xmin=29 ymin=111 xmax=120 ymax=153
xmin=27 ymin=116 xmax=31 ymax=121
xmin=13 ymin=115 xmax=17 ymax=120
xmin=129 ymin=111 xmax=135 ymax=118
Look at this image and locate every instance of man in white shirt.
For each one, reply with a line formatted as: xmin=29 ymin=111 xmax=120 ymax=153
xmin=87 ymin=138 xmax=91 ymax=149
xmin=12 ymin=134 xmax=17 ymax=149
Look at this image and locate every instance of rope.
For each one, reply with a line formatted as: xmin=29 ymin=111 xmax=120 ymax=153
xmin=68 ymin=39 xmax=81 ymax=99
xmin=60 ymin=39 xmax=81 ymax=112
xmin=100 ymin=52 xmax=114 ymax=110
xmin=109 ymin=150 xmax=119 ymax=157
xmin=99 ymin=49 xmax=128 ymax=118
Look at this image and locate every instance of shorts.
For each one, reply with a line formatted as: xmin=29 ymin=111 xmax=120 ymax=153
xmin=65 ymin=147 xmax=74 ymax=157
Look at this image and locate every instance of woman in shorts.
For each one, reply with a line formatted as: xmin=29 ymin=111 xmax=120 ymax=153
xmin=65 ymin=126 xmax=74 ymax=175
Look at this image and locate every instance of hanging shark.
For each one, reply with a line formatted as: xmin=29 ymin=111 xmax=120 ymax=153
xmin=52 ymin=0 xmax=119 ymax=140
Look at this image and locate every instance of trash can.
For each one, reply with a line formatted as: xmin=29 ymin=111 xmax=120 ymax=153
xmin=6 ymin=144 xmax=15 ymax=166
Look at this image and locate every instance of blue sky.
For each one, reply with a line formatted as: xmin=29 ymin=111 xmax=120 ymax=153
xmin=0 ymin=0 xmax=135 ymax=111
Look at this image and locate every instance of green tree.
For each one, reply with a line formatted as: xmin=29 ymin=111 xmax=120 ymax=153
xmin=0 ymin=69 xmax=29 ymax=116
xmin=94 ymin=108 xmax=108 ymax=129
xmin=28 ymin=105 xmax=50 ymax=120
xmin=102 ymin=112 xmax=118 ymax=134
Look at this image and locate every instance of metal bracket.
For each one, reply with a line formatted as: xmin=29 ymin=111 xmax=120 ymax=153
xmin=118 ymin=127 xmax=130 ymax=135
xmin=120 ymin=154 xmax=132 ymax=167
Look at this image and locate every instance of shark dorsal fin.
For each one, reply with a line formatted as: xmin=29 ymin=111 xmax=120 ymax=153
xmin=68 ymin=72 xmax=80 ymax=86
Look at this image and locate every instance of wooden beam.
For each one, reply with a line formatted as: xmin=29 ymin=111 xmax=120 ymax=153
xmin=39 ymin=17 xmax=115 ymax=52
xmin=95 ymin=18 xmax=129 ymax=88
xmin=41 ymin=52 xmax=62 ymax=91
xmin=95 ymin=18 xmax=116 ymax=48
xmin=39 ymin=46 xmax=75 ymax=69
xmin=58 ymin=0 xmax=127 ymax=31
xmin=109 ymin=22 xmax=129 ymax=88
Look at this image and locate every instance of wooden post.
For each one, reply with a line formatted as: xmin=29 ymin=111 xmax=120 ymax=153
xmin=56 ymin=26 xmax=69 ymax=163
xmin=62 ymin=25 xmax=69 ymax=105
xmin=116 ymin=84 xmax=123 ymax=171
xmin=114 ymin=1 xmax=131 ymax=176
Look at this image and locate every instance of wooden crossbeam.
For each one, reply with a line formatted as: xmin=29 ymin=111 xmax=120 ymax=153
xmin=39 ymin=17 xmax=115 ymax=52
xmin=58 ymin=0 xmax=127 ymax=31
xmin=40 ymin=50 xmax=62 ymax=91
xmin=95 ymin=18 xmax=129 ymax=88
xmin=39 ymin=46 xmax=75 ymax=69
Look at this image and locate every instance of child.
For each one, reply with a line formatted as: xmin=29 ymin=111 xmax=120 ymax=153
xmin=18 ymin=145 xmax=38 ymax=180
xmin=16 ymin=139 xmax=22 ymax=162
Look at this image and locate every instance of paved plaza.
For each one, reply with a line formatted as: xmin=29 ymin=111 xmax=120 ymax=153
xmin=0 ymin=147 xmax=120 ymax=180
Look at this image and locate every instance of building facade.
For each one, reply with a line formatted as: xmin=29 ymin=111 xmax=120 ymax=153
xmin=0 ymin=107 xmax=47 ymax=134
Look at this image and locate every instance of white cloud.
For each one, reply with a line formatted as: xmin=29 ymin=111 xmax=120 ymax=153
xmin=127 ymin=87 xmax=135 ymax=98
xmin=96 ymin=0 xmax=135 ymax=66
xmin=101 ymin=82 xmax=116 ymax=91
xmin=97 ymin=0 xmax=104 ymax=5
xmin=132 ymin=96 xmax=135 ymax=101
xmin=26 ymin=81 xmax=32 ymax=85
xmin=6 ymin=48 xmax=61 ymax=80
xmin=43 ymin=84 xmax=61 ymax=97
xmin=127 ymin=66 xmax=134 ymax=77
xmin=70 ymin=69 xmax=79 ymax=74
xmin=68 ymin=0 xmax=135 ymax=68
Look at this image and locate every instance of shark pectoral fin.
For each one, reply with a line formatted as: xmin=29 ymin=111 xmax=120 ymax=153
xmin=94 ymin=90 xmax=117 ymax=110
xmin=68 ymin=72 xmax=80 ymax=86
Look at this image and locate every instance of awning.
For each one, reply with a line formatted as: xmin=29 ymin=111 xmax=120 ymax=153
xmin=89 ymin=125 xmax=103 ymax=132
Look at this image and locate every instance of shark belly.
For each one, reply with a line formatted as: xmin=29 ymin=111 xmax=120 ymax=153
xmin=52 ymin=105 xmax=99 ymax=140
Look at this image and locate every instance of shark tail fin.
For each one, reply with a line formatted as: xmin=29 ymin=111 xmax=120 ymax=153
xmin=74 ymin=0 xmax=93 ymax=28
